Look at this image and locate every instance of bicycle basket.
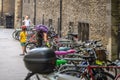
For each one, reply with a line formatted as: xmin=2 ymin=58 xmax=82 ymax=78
xmin=95 ymin=49 xmax=107 ymax=61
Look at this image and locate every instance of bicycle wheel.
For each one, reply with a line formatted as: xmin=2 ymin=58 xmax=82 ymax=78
xmin=104 ymin=60 xmax=118 ymax=77
xmin=15 ymin=31 xmax=20 ymax=41
xmin=94 ymin=71 xmax=114 ymax=80
xmin=115 ymin=74 xmax=120 ymax=80
xmin=59 ymin=70 xmax=89 ymax=80
xmin=25 ymin=42 xmax=37 ymax=53
xmin=12 ymin=30 xmax=17 ymax=40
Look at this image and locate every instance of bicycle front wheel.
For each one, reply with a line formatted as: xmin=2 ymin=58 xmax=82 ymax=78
xmin=25 ymin=42 xmax=37 ymax=53
xmin=59 ymin=70 xmax=89 ymax=80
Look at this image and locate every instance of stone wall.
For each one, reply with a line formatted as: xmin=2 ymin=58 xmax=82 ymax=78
xmin=1 ymin=0 xmax=15 ymax=15
xmin=22 ymin=0 xmax=111 ymax=54
xmin=22 ymin=0 xmax=35 ymax=22
xmin=14 ymin=0 xmax=22 ymax=28
xmin=24 ymin=0 xmax=110 ymax=42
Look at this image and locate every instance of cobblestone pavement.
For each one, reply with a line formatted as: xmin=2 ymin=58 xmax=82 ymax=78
xmin=0 ymin=28 xmax=28 ymax=80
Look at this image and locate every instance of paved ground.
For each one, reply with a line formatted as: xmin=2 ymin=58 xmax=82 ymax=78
xmin=0 ymin=28 xmax=28 ymax=80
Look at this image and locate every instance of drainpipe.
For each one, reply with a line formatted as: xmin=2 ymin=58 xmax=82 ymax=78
xmin=21 ymin=0 xmax=23 ymax=25
xmin=59 ymin=0 xmax=62 ymax=37
xmin=34 ymin=0 xmax=36 ymax=25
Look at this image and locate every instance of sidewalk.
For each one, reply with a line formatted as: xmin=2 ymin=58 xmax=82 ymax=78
xmin=0 ymin=28 xmax=28 ymax=80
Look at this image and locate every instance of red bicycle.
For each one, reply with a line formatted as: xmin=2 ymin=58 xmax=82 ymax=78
xmin=87 ymin=65 xmax=120 ymax=80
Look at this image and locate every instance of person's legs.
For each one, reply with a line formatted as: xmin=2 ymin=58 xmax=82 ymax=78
xmin=20 ymin=42 xmax=26 ymax=55
xmin=37 ymin=38 xmax=43 ymax=47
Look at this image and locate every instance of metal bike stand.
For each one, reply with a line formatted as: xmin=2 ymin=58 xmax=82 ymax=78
xmin=24 ymin=72 xmax=35 ymax=80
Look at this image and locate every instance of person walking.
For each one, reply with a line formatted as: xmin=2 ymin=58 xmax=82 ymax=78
xmin=23 ymin=15 xmax=31 ymax=31
xmin=19 ymin=25 xmax=27 ymax=56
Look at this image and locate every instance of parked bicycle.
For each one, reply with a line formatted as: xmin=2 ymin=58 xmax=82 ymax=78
xmin=23 ymin=47 xmax=120 ymax=80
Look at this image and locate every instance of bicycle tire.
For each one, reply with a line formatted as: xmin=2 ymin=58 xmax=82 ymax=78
xmin=94 ymin=71 xmax=114 ymax=80
xmin=59 ymin=69 xmax=89 ymax=80
xmin=104 ymin=60 xmax=118 ymax=77
xmin=15 ymin=31 xmax=20 ymax=41
xmin=25 ymin=42 xmax=37 ymax=53
xmin=12 ymin=30 xmax=17 ymax=40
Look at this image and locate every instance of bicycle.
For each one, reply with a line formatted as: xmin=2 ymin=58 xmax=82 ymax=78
xmin=56 ymin=41 xmax=118 ymax=79
xmin=12 ymin=26 xmax=35 ymax=41
xmin=23 ymin=46 xmax=119 ymax=80
xmin=58 ymin=57 xmax=119 ymax=80
xmin=87 ymin=65 xmax=120 ymax=80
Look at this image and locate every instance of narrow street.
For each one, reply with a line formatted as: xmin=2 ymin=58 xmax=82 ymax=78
xmin=0 ymin=28 xmax=28 ymax=80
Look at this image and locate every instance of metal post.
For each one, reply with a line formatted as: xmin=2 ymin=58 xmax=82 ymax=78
xmin=59 ymin=0 xmax=62 ymax=37
xmin=42 ymin=14 xmax=44 ymax=25
xmin=34 ymin=0 xmax=36 ymax=25
xmin=118 ymin=24 xmax=120 ymax=59
xmin=58 ymin=18 xmax=60 ymax=35
xmin=48 ymin=19 xmax=52 ymax=27
xmin=21 ymin=0 xmax=23 ymax=25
